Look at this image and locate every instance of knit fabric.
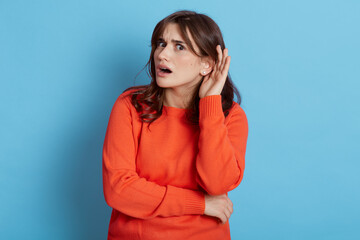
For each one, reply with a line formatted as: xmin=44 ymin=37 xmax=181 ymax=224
xmin=103 ymin=90 xmax=248 ymax=240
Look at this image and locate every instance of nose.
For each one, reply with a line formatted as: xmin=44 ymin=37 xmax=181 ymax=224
xmin=157 ymin=45 xmax=170 ymax=61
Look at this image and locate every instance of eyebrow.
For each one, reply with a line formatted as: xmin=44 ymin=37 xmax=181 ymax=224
xmin=158 ymin=38 xmax=186 ymax=45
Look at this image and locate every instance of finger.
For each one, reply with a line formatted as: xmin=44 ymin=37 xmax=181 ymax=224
xmin=224 ymin=207 xmax=231 ymax=220
xmin=212 ymin=60 xmax=218 ymax=76
xmin=226 ymin=195 xmax=233 ymax=206
xmin=221 ymin=48 xmax=228 ymax=69
xmin=210 ymin=63 xmax=217 ymax=79
xmin=226 ymin=199 xmax=233 ymax=213
xmin=221 ymin=55 xmax=231 ymax=76
xmin=217 ymin=45 xmax=223 ymax=68
xmin=226 ymin=196 xmax=233 ymax=213
xmin=202 ymin=74 xmax=210 ymax=83
xmin=228 ymin=203 xmax=233 ymax=214
xmin=219 ymin=213 xmax=227 ymax=224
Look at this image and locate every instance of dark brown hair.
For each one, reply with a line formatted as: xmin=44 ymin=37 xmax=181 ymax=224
xmin=124 ymin=10 xmax=241 ymax=124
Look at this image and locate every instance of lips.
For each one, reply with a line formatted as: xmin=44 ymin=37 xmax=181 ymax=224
xmin=156 ymin=64 xmax=172 ymax=77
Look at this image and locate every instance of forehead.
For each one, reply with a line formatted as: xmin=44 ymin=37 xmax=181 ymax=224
xmin=160 ymin=23 xmax=184 ymax=40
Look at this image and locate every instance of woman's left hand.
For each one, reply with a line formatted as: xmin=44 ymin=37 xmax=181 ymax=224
xmin=199 ymin=45 xmax=231 ymax=98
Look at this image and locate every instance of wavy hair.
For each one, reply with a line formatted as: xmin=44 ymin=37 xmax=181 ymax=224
xmin=124 ymin=10 xmax=241 ymax=124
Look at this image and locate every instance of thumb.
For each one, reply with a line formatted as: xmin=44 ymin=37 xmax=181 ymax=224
xmin=202 ymin=74 xmax=210 ymax=83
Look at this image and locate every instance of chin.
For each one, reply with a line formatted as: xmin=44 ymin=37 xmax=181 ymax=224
xmin=156 ymin=78 xmax=172 ymax=88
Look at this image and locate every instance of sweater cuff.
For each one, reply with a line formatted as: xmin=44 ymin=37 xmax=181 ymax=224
xmin=199 ymin=95 xmax=223 ymax=118
xmin=183 ymin=189 xmax=205 ymax=215
xmin=166 ymin=186 xmax=205 ymax=215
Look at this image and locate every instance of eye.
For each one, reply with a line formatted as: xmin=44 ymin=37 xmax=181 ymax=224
xmin=157 ymin=41 xmax=166 ymax=48
xmin=176 ymin=44 xmax=185 ymax=51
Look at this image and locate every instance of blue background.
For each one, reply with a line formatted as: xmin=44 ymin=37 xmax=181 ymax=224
xmin=1 ymin=0 xmax=359 ymax=239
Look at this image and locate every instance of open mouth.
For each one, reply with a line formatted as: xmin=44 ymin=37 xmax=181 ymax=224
xmin=160 ymin=67 xmax=172 ymax=73
xmin=157 ymin=65 xmax=173 ymax=77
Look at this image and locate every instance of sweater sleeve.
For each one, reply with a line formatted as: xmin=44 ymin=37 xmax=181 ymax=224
xmin=102 ymin=94 xmax=205 ymax=219
xmin=196 ymin=95 xmax=248 ymax=195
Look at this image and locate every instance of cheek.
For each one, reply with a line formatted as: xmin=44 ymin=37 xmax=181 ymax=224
xmin=179 ymin=57 xmax=200 ymax=70
xmin=187 ymin=60 xmax=201 ymax=74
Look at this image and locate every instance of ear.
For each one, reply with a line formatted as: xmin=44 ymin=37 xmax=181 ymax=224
xmin=200 ymin=56 xmax=214 ymax=76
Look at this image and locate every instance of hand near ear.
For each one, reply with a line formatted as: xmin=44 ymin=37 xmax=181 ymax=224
xmin=199 ymin=45 xmax=231 ymax=98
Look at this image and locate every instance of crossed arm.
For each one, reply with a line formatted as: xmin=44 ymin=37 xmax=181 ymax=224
xmin=102 ymin=94 xmax=248 ymax=223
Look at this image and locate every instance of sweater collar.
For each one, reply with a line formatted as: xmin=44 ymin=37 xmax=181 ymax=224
xmin=163 ymin=105 xmax=190 ymax=117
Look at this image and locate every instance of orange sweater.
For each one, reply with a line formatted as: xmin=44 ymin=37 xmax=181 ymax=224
xmin=102 ymin=91 xmax=248 ymax=240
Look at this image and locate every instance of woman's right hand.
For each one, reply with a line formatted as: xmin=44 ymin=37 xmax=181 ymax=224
xmin=204 ymin=194 xmax=233 ymax=224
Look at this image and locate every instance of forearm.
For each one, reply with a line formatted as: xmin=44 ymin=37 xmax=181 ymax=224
xmin=196 ymin=95 xmax=248 ymax=195
xmin=103 ymin=162 xmax=205 ymax=219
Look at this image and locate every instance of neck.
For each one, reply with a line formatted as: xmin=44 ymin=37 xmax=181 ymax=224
xmin=163 ymin=87 xmax=198 ymax=109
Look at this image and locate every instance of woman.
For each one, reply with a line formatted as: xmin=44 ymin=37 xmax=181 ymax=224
xmin=103 ymin=10 xmax=248 ymax=240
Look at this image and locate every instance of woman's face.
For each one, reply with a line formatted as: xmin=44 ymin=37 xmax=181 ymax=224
xmin=154 ymin=23 xmax=205 ymax=93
